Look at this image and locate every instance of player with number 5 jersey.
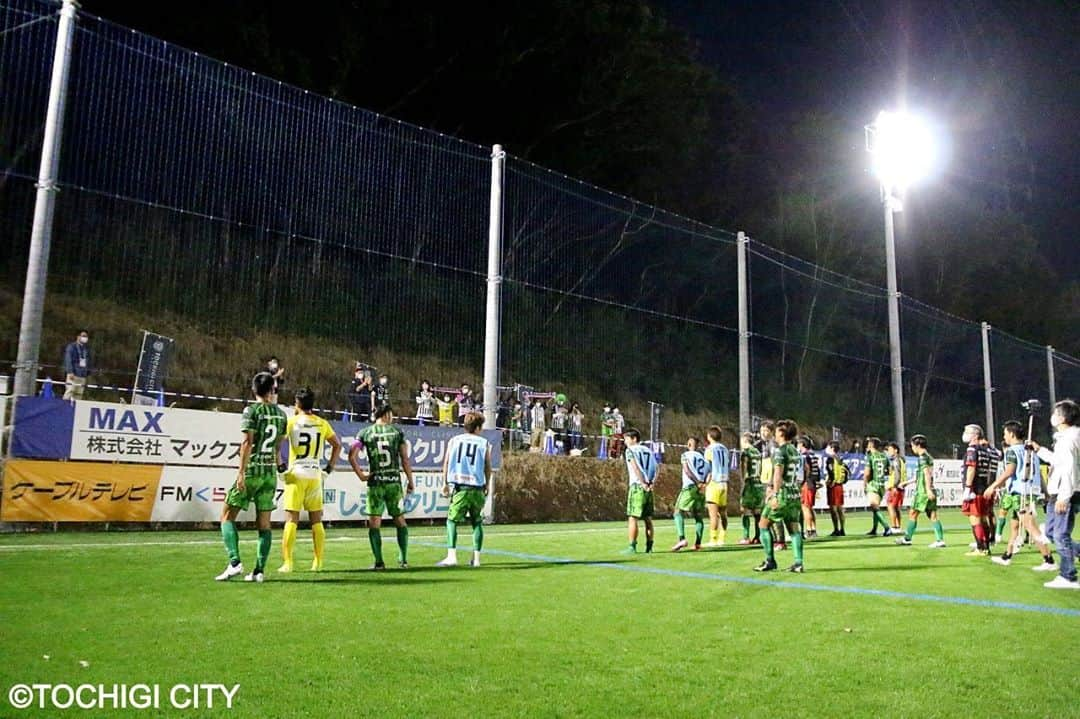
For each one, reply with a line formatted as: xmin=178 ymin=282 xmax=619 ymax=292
xmin=436 ymin=411 xmax=492 ymax=568
xmin=349 ymin=404 xmax=414 ymax=570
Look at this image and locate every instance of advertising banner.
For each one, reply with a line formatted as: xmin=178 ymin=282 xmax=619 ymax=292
xmin=132 ymin=331 xmax=176 ymax=405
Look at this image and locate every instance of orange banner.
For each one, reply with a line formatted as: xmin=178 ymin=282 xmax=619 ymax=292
xmin=1 ymin=460 xmax=161 ymax=522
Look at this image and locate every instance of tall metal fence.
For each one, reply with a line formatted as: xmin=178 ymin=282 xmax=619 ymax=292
xmin=1 ymin=0 xmax=1075 ymax=449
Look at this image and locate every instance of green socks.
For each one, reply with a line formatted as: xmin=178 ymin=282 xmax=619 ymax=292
xmin=761 ymin=527 xmax=774 ymax=562
xmin=995 ymin=516 xmax=1007 ymax=541
xmin=742 ymin=515 xmax=752 ymax=539
xmin=256 ymin=529 xmax=271 ymax=573
xmin=446 ymin=519 xmax=458 ymax=549
xmin=694 ymin=518 xmax=704 ymax=545
xmin=874 ymin=509 xmax=890 ymax=531
xmin=792 ymin=530 xmax=804 ymax=564
xmin=396 ymin=525 xmax=409 ymax=563
xmin=472 ymin=522 xmax=484 ymax=552
xmin=369 ymin=527 xmax=384 ymax=564
xmin=674 ymin=513 xmax=686 ymax=540
xmin=905 ymin=518 xmax=917 ymax=541
xmin=220 ymin=521 xmax=240 ymax=565
xmin=932 ymin=520 xmax=944 ymax=542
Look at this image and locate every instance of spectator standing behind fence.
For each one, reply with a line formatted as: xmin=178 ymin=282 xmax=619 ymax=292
xmin=551 ymin=402 xmax=569 ymax=454
xmin=373 ymin=374 xmax=391 ymax=412
xmin=349 ymin=368 xmax=373 ymax=421
xmin=610 ymin=407 xmax=625 ymax=458
xmin=569 ymin=403 xmax=585 ymax=452
xmin=62 ymin=329 xmax=92 ymax=400
xmin=510 ymin=401 xmax=524 ymax=448
xmin=266 ymin=356 xmax=285 ymax=393
xmin=529 ymin=398 xmax=547 ymax=450
xmin=457 ymin=383 xmax=475 ymax=423
xmin=601 ymin=404 xmax=614 ymax=452
xmin=415 ymin=380 xmax=436 ymax=424
xmin=438 ymin=394 xmax=456 ymax=426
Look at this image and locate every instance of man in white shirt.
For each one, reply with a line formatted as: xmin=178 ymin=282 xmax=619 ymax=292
xmin=1029 ymin=399 xmax=1080 ymax=589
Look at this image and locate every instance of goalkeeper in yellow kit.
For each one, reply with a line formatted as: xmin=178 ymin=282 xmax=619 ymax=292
xmin=279 ymin=388 xmax=341 ymax=572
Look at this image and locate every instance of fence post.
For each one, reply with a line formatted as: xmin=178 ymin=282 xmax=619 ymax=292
xmin=482 ymin=144 xmax=506 ymax=431
xmin=981 ymin=322 xmax=995 ymax=446
xmin=1046 ymin=345 xmax=1056 ymax=408
xmin=737 ymin=231 xmax=750 ymax=435
xmin=13 ymin=0 xmax=81 ymax=398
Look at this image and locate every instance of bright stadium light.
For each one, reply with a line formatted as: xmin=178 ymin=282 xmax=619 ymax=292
xmin=865 ymin=110 xmax=938 ymax=192
xmin=864 ymin=108 xmax=945 ymax=451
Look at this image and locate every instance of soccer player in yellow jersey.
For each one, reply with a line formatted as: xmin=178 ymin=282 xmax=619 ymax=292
xmin=279 ymin=388 xmax=341 ymax=572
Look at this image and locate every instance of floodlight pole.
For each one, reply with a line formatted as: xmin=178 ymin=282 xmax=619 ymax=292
xmin=882 ymin=191 xmax=906 ymax=449
xmin=981 ymin=322 xmax=995 ymax=446
xmin=1046 ymin=345 xmax=1056 ymax=408
xmin=482 ymin=144 xmax=506 ymax=431
xmin=737 ymin=231 xmax=750 ymax=434
xmin=13 ymin=0 xmax=80 ymax=398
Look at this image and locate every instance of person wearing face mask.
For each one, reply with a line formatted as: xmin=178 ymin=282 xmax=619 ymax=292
xmin=62 ymin=330 xmax=93 ymax=400
xmin=415 ymin=380 xmax=436 ymax=425
xmin=349 ymin=366 xmax=373 ymax=421
xmin=266 ymin=356 xmax=285 ymax=393
xmin=373 ymin=374 xmax=391 ymax=412
xmin=1028 ymin=399 xmax=1080 ymax=589
xmin=456 ymin=384 xmax=475 ymax=424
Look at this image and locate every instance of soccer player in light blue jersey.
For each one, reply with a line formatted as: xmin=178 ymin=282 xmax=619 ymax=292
xmin=704 ymin=426 xmax=731 ymax=546
xmin=623 ymin=428 xmax=657 ymax=554
xmin=436 ymin=411 xmax=492 ymax=568
xmin=673 ymin=437 xmax=708 ymax=551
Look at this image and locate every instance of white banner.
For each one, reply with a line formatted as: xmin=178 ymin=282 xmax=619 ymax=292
xmin=70 ymin=400 xmax=250 ymax=467
xmin=149 ymin=467 xmax=493 ymax=522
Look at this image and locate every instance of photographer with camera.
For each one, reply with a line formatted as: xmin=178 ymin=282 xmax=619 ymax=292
xmin=1028 ymin=399 xmax=1080 ymax=590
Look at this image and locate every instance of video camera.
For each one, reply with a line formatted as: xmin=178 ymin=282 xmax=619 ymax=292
xmin=1020 ymin=398 xmax=1042 ymax=414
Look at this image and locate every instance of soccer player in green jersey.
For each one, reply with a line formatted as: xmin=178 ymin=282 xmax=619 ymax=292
xmin=862 ymin=437 xmax=894 ymax=536
xmin=215 ymin=372 xmax=288 ymax=583
xmin=349 ymin=404 xmax=415 ymax=570
xmin=984 ymin=421 xmax=1054 ymax=567
xmin=755 ymin=419 xmax=806 ymax=573
xmin=738 ymin=432 xmax=764 ymax=545
xmin=895 ymin=434 xmax=946 ymax=547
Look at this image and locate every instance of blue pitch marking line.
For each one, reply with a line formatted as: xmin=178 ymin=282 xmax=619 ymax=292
xmin=413 ymin=541 xmax=1080 ymax=618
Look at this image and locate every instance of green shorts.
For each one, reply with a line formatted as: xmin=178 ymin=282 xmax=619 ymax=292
xmin=867 ymin=481 xmax=886 ymax=499
xmin=448 ymin=486 xmax=486 ymax=524
xmin=675 ymin=487 xmax=705 ymax=516
xmin=366 ymin=480 xmax=404 ymax=518
xmin=626 ymin=485 xmax=655 ymax=519
xmin=911 ymin=494 xmax=937 ymax=514
xmin=762 ymin=498 xmax=801 ymax=525
xmin=225 ymin=465 xmax=278 ymax=512
xmin=999 ymin=493 xmax=1024 ymax=518
xmin=741 ymin=482 xmax=765 ymax=512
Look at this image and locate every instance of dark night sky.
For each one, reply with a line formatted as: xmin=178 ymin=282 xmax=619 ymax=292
xmin=659 ymin=0 xmax=1079 ymax=275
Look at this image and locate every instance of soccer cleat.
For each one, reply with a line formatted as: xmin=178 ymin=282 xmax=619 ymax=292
xmin=620 ymin=547 xmax=638 ymax=555
xmin=435 ymin=557 xmax=458 ymax=567
xmin=753 ymin=559 xmax=778 ymax=572
xmin=963 ymin=549 xmax=989 ymax=557
xmin=1032 ymin=561 xmax=1058 ymax=572
xmin=828 ymin=530 xmax=840 ymax=537
xmin=693 ymin=544 xmax=702 ymax=551
xmin=370 ymin=562 xmax=387 ymax=571
xmin=1043 ymin=576 xmax=1080 ymax=590
xmin=243 ymin=571 xmax=264 ymax=583
xmin=750 ymin=538 xmax=761 ymax=545
xmin=864 ymin=530 xmax=878 ymax=537
xmin=775 ymin=542 xmax=787 ymax=551
xmin=969 ymin=541 xmax=978 ymax=549
xmin=398 ymin=561 xmax=410 ymax=569
xmin=838 ymin=530 xmax=846 ymax=537
xmin=895 ymin=537 xmax=912 ymax=546
xmin=991 ymin=556 xmax=1011 ymax=566
xmin=787 ymin=563 xmax=804 ymax=573
xmin=737 ymin=538 xmax=752 ymax=545
xmin=883 ymin=528 xmax=895 ymax=537
xmin=214 ymin=563 xmax=244 ymax=581
xmin=927 ymin=540 xmax=947 ymax=548
xmin=469 ymin=558 xmax=481 ymax=568
xmin=276 ymin=563 xmax=293 ymax=574
xmin=310 ymin=560 xmax=323 ymax=572
xmin=671 ymin=539 xmax=689 ymax=552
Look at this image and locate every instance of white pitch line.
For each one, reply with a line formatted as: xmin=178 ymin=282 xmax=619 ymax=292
xmin=0 ymin=526 xmax=625 ymax=552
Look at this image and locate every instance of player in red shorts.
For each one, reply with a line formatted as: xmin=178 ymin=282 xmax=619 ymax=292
xmin=824 ymin=441 xmax=848 ymax=536
xmin=797 ymin=436 xmax=821 ymax=538
xmin=884 ymin=441 xmax=909 ymax=532
xmin=960 ymin=424 xmax=993 ymax=556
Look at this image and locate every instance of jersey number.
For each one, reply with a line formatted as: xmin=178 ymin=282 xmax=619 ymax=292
xmin=375 ymin=439 xmax=392 ymax=467
xmin=455 ymin=442 xmax=479 ymax=467
xmin=297 ymin=430 xmax=322 ymax=460
xmin=260 ymin=424 xmax=279 ymax=455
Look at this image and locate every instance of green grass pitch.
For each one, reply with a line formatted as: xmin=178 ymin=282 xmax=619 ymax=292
xmin=2 ymin=509 xmax=1078 ymax=718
